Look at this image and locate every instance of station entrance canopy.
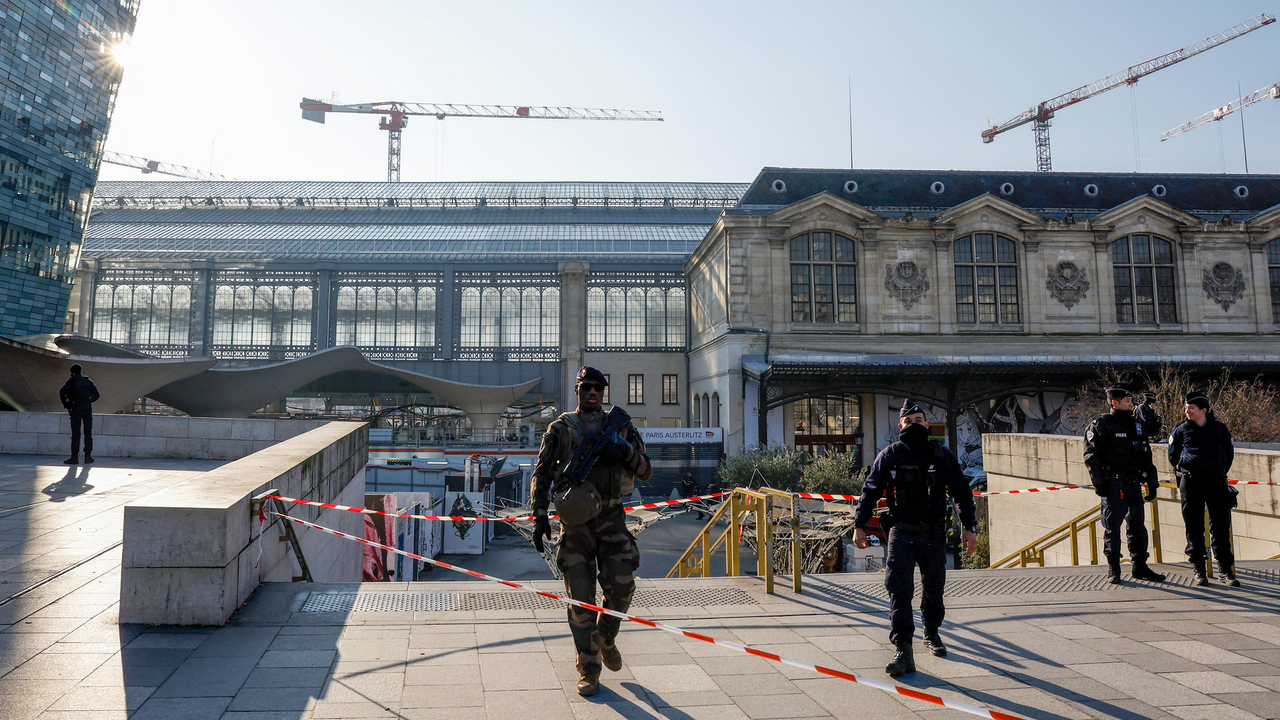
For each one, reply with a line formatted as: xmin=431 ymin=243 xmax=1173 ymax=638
xmin=744 ymin=353 xmax=1280 ymax=448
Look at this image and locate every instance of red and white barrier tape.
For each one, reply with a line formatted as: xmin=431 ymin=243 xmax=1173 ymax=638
xmin=265 ymin=492 xmax=729 ymax=523
xmin=270 ymin=511 xmax=1026 ymax=720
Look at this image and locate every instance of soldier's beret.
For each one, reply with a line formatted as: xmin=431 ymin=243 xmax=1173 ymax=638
xmin=575 ymin=366 xmax=609 ymax=386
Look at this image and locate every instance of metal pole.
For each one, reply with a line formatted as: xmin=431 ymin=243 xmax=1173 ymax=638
xmin=728 ymin=493 xmax=740 ymax=576
xmin=1204 ymin=509 xmax=1215 ymax=578
xmin=791 ymin=494 xmax=802 ymax=594
xmin=1149 ymin=494 xmax=1162 ymax=564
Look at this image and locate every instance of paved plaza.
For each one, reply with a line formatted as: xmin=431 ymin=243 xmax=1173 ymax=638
xmin=1 ymin=453 xmax=1279 ymax=720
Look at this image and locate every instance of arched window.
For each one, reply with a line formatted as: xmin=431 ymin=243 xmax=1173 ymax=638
xmin=666 ymin=288 xmax=686 ymax=348
xmin=335 ymin=287 xmax=357 ymax=345
xmin=521 ymin=288 xmax=541 ymax=347
xmin=91 ymin=286 xmax=115 ymax=343
xmin=954 ymin=234 xmax=1019 ymax=324
xmin=355 ymin=288 xmax=376 ymax=345
xmin=129 ymin=285 xmax=152 ymax=344
xmin=272 ymin=287 xmax=294 ymax=346
xmin=692 ymin=394 xmax=701 ymax=427
xmin=1268 ymin=238 xmax=1280 ymax=324
xmin=541 ymin=287 xmax=559 ymax=347
xmin=712 ymin=392 xmax=721 ymax=428
xmin=702 ymin=392 xmax=711 ymax=429
xmin=460 ymin=288 xmax=480 ymax=346
xmin=626 ymin=288 xmax=646 ymax=347
xmin=790 ymin=232 xmax=857 ymax=323
xmin=291 ymin=287 xmax=311 ymax=347
xmin=151 ymin=286 xmax=172 ymax=345
xmin=481 ymin=288 xmax=501 ymax=347
xmin=417 ymin=287 xmax=436 ymax=346
xmin=1113 ymin=234 xmax=1177 ymax=325
xmin=587 ymin=288 xmax=606 ymax=347
xmin=171 ymin=286 xmax=191 ymax=345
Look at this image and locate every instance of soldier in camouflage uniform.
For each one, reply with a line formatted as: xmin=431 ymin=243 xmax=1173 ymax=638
xmin=530 ymin=366 xmax=652 ymax=696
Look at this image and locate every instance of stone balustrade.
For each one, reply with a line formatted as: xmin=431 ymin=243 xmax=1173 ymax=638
xmin=983 ymin=433 xmax=1280 ymax=567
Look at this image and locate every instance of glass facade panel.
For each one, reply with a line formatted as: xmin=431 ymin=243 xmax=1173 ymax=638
xmin=0 ymin=2 xmax=136 ymax=336
xmin=1112 ymin=235 xmax=1176 ymax=325
xmin=793 ymin=395 xmax=862 ymax=459
xmin=585 ymin=273 xmax=684 ymax=350
xmin=954 ymin=234 xmax=1018 ymax=325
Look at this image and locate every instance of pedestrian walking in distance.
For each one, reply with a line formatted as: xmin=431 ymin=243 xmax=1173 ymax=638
xmin=1168 ymin=392 xmax=1239 ymax=587
xmin=1083 ymin=387 xmax=1166 ymax=585
xmin=1134 ymin=391 xmax=1163 ymax=441
xmin=852 ymin=399 xmax=978 ymax=678
xmin=529 ymin=366 xmax=651 ymax=696
xmin=59 ymin=364 xmax=100 ymax=465
xmin=680 ymin=471 xmax=705 ymax=520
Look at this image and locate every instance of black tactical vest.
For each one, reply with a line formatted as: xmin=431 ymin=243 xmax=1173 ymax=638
xmin=886 ymin=442 xmax=950 ymax=528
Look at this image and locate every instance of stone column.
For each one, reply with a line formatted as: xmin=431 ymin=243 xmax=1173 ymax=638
xmin=439 ymin=265 xmax=455 ymax=360
xmin=1091 ymin=234 xmax=1115 ymax=334
xmin=933 ymin=233 xmax=956 ymax=333
xmin=559 ymin=261 xmax=588 ymax=410
xmin=67 ymin=258 xmax=97 ymax=334
xmin=191 ymin=261 xmax=215 ymax=356
xmin=1022 ymin=236 xmax=1042 ymax=333
xmin=314 ymin=265 xmax=332 ymax=350
xmin=1178 ymin=238 xmax=1204 ymax=330
xmin=861 ymin=234 xmax=881 ymax=334
xmin=1247 ymin=240 xmax=1274 ymax=333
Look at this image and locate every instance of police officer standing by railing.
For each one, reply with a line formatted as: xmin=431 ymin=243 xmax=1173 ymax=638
xmin=1168 ymin=392 xmax=1239 ymax=587
xmin=529 ymin=366 xmax=652 ymax=696
xmin=1083 ymin=387 xmax=1166 ymax=585
xmin=1134 ymin=391 xmax=1163 ymax=442
xmin=852 ymin=399 xmax=978 ymax=678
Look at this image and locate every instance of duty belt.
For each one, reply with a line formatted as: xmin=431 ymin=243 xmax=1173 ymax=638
xmin=891 ymin=520 xmax=947 ymax=533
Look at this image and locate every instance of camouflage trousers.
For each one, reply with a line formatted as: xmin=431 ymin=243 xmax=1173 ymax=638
xmin=555 ymin=504 xmax=639 ymax=674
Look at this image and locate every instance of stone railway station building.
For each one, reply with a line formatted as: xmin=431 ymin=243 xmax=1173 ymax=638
xmin=62 ymin=169 xmax=1280 ymax=473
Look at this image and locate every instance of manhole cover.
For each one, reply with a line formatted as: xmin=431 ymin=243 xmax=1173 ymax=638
xmin=301 ymin=587 xmax=758 ymax=613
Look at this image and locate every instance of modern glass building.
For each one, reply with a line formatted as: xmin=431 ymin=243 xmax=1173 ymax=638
xmin=0 ymin=0 xmax=136 ymax=337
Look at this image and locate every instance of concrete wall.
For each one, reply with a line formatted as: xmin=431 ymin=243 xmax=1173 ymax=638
xmin=984 ymin=433 xmax=1280 ymax=567
xmin=120 ymin=421 xmax=367 ymax=625
xmin=0 ymin=412 xmax=333 ymax=460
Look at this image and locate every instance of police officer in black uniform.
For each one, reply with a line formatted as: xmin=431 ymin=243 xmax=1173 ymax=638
xmin=1083 ymin=387 xmax=1166 ymax=585
xmin=852 ymin=399 xmax=977 ymax=677
xmin=1167 ymin=392 xmax=1238 ymax=587
xmin=1134 ymin=391 xmax=1163 ymax=442
xmin=59 ymin=364 xmax=100 ymax=465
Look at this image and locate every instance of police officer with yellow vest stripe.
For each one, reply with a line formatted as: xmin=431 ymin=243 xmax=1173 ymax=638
xmin=530 ymin=366 xmax=652 ymax=696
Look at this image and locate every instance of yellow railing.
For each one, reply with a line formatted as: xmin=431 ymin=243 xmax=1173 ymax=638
xmin=665 ymin=487 xmax=802 ymax=594
xmin=991 ymin=487 xmax=1168 ymax=569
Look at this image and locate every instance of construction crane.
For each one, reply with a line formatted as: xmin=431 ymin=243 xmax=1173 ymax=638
xmin=1160 ymin=81 xmax=1280 ymax=141
xmin=299 ymin=99 xmax=664 ymax=182
xmin=981 ymin=13 xmax=1275 ymax=171
xmin=103 ymin=151 xmax=238 ymax=181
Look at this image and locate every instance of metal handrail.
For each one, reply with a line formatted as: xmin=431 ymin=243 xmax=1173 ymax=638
xmin=990 ymin=485 xmax=1171 ymax=569
xmin=665 ymin=487 xmax=800 ymax=594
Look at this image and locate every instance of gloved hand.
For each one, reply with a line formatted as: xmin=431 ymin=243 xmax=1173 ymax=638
xmin=598 ymin=432 xmax=632 ymax=464
xmin=532 ymin=515 xmax=551 ymax=553
xmin=1144 ymin=483 xmax=1158 ymax=503
xmin=1091 ymin=478 xmax=1109 ymax=497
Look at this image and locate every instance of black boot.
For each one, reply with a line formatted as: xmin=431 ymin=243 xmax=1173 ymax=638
xmin=1132 ymin=561 xmax=1166 ymax=582
xmin=1192 ymin=561 xmax=1209 ymax=587
xmin=83 ymin=454 xmax=94 ymax=463
xmin=885 ymin=642 xmax=915 ymax=677
xmin=1107 ymin=559 xmax=1122 ymax=585
xmin=922 ymin=629 xmax=947 ymax=657
xmin=63 ymin=456 xmax=78 ymax=465
xmin=1220 ymin=565 xmax=1240 ymax=587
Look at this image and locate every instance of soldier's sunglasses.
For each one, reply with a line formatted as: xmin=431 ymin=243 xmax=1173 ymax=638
xmin=578 ymin=382 xmax=606 ymax=392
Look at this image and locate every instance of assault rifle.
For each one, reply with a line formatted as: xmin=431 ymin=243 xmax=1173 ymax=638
xmin=562 ymin=406 xmax=632 ymax=485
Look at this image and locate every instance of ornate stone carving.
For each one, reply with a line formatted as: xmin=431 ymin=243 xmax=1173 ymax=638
xmin=1046 ymin=261 xmax=1090 ymax=309
xmin=884 ymin=260 xmax=930 ymax=309
xmin=1202 ymin=261 xmax=1246 ymax=311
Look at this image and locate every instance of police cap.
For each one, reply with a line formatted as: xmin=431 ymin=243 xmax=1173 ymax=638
xmin=1184 ymin=391 xmax=1210 ymax=409
xmin=1105 ymin=386 xmax=1132 ymax=401
xmin=575 ymin=366 xmax=609 ymax=386
xmin=899 ymin=398 xmax=924 ymax=418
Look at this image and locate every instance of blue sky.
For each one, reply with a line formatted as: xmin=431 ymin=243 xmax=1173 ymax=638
xmin=97 ymin=1 xmax=1280 ymax=183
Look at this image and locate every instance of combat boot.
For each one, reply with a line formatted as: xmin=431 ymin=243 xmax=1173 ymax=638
xmin=1107 ymin=559 xmax=1122 ymax=585
xmin=885 ymin=642 xmax=915 ymax=677
xmin=594 ymin=631 xmax=622 ymax=672
xmin=63 ymin=456 xmax=78 ymax=465
xmin=1221 ymin=565 xmax=1240 ymax=587
xmin=576 ymin=671 xmax=600 ymax=696
xmin=1131 ymin=561 xmax=1166 ymax=582
xmin=922 ymin=629 xmax=947 ymax=657
xmin=83 ymin=454 xmax=94 ymax=463
xmin=1192 ymin=561 xmax=1209 ymax=587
